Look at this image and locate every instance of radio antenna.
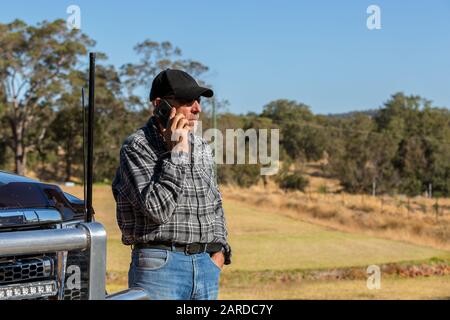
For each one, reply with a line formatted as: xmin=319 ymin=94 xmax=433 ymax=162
xmin=86 ymin=52 xmax=96 ymax=222
xmin=81 ymin=87 xmax=86 ymax=215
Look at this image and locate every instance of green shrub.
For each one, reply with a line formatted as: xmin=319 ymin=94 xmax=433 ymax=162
xmin=278 ymin=173 xmax=309 ymax=192
xmin=317 ymin=184 xmax=328 ymax=194
xmin=217 ymin=164 xmax=261 ymax=188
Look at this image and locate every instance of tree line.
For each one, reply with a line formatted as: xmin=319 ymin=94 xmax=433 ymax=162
xmin=0 ymin=19 xmax=209 ymax=182
xmin=1 ymin=19 xmax=449 ymax=197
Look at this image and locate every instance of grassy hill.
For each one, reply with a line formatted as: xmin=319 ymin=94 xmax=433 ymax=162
xmin=60 ymin=184 xmax=450 ymax=299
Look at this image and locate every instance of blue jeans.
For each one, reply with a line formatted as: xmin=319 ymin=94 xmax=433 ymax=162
xmin=128 ymin=248 xmax=222 ymax=300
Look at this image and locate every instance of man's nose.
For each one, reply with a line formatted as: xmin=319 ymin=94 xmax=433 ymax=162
xmin=192 ymin=100 xmax=201 ymax=113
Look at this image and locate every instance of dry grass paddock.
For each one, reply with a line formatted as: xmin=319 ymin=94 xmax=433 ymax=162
xmin=60 ymin=180 xmax=450 ymax=299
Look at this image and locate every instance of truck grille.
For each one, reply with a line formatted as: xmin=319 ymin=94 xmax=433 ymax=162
xmin=0 ymin=257 xmax=53 ymax=285
xmin=0 ymin=250 xmax=90 ymax=300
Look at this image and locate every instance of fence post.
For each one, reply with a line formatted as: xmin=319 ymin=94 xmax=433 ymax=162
xmin=433 ymin=198 xmax=439 ymax=223
xmin=372 ymin=180 xmax=376 ymax=197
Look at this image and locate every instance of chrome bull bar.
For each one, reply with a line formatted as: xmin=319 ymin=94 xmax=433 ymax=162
xmin=0 ymin=222 xmax=149 ymax=300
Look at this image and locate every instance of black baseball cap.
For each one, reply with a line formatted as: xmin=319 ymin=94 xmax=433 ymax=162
xmin=149 ymin=69 xmax=214 ymax=102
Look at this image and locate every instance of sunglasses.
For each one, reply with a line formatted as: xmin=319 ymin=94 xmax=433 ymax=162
xmin=163 ymin=96 xmax=201 ymax=107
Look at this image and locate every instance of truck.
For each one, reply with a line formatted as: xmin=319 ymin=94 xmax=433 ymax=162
xmin=0 ymin=53 xmax=148 ymax=300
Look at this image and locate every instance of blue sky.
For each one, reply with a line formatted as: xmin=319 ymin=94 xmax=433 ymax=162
xmin=1 ymin=0 xmax=449 ymax=115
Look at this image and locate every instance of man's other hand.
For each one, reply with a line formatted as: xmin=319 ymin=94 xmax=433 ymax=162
xmin=210 ymin=251 xmax=225 ymax=270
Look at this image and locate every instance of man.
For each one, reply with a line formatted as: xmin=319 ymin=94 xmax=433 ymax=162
xmin=112 ymin=69 xmax=231 ymax=300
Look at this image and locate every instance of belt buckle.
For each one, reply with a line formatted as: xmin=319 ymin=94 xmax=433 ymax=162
xmin=185 ymin=243 xmax=202 ymax=255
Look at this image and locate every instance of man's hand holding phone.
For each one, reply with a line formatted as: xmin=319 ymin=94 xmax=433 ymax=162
xmin=158 ymin=106 xmax=190 ymax=154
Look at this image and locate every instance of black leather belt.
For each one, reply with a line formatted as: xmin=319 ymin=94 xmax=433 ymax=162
xmin=133 ymin=242 xmax=223 ymax=255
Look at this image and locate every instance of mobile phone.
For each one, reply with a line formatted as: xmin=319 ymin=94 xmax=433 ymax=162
xmin=155 ymin=99 xmax=173 ymax=128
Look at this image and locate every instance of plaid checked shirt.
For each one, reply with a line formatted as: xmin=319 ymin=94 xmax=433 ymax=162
xmin=112 ymin=116 xmax=231 ymax=264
